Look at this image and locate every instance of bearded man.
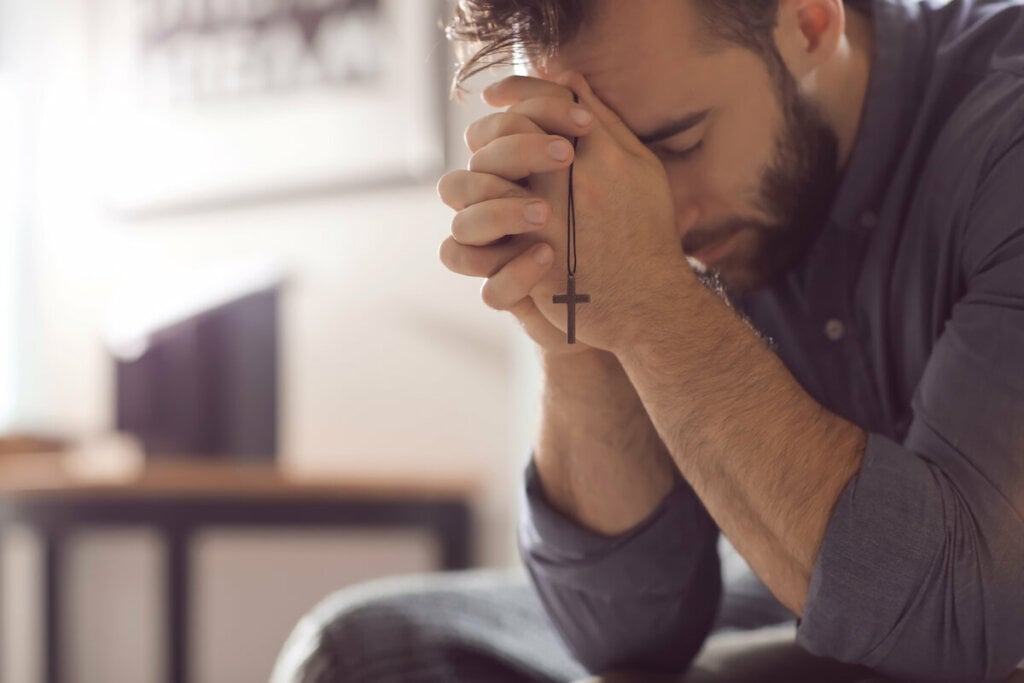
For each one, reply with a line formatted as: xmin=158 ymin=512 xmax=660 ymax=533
xmin=274 ymin=1 xmax=1024 ymax=681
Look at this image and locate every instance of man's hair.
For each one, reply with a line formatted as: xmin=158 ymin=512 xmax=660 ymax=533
xmin=447 ymin=0 xmax=782 ymax=90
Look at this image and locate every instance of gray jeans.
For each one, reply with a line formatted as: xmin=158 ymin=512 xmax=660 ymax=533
xmin=270 ymin=562 xmax=877 ymax=683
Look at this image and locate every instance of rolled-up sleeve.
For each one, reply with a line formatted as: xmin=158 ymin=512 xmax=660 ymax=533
xmin=518 ymin=458 xmax=721 ymax=674
xmin=797 ymin=139 xmax=1024 ymax=680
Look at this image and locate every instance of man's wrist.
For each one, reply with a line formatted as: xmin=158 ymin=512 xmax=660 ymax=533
xmin=540 ymin=348 xmax=631 ymax=401
xmin=535 ymin=344 xmax=678 ymax=535
xmin=613 ymin=255 xmax=704 ymax=362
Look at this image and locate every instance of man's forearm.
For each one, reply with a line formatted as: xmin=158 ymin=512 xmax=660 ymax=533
xmin=616 ymin=271 xmax=867 ymax=615
xmin=534 ymin=349 xmax=677 ymax=536
xmin=527 ymin=347 xmax=723 ymax=674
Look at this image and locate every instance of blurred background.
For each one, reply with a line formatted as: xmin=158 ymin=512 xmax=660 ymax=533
xmin=0 ymin=0 xmax=537 ymax=681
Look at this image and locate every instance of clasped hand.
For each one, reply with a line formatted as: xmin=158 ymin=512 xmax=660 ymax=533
xmin=438 ymin=72 xmax=693 ymax=354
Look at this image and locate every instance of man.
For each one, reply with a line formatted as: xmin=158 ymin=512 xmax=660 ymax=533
xmin=271 ymin=1 xmax=1024 ymax=681
xmin=434 ymin=0 xmax=1024 ymax=680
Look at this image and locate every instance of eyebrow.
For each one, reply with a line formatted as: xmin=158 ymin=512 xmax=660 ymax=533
xmin=636 ymin=109 xmax=712 ymax=145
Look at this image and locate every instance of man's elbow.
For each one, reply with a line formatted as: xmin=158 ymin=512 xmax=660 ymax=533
xmin=800 ymin=569 xmax=1024 ymax=682
xmin=561 ymin=598 xmax=718 ymax=676
xmin=877 ymin=625 xmax=1024 ymax=682
xmin=529 ymin=560 xmax=721 ymax=676
xmin=883 ymin=546 xmax=1024 ymax=680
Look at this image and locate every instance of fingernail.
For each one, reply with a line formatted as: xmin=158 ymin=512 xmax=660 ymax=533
xmin=548 ymin=139 xmax=572 ymax=162
xmin=533 ymin=245 xmax=553 ymax=264
xmin=524 ymin=202 xmax=548 ymax=225
xmin=570 ymin=107 xmax=592 ymax=126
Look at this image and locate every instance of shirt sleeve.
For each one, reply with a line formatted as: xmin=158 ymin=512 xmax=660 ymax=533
xmin=796 ymin=137 xmax=1024 ymax=681
xmin=518 ymin=457 xmax=721 ymax=675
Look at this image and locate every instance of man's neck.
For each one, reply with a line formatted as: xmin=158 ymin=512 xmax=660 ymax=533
xmin=819 ymin=5 xmax=876 ymax=170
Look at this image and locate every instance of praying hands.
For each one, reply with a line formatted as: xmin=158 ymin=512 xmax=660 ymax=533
xmin=438 ymin=72 xmax=701 ymax=354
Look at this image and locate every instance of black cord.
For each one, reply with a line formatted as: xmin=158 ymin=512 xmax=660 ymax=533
xmin=567 ymin=92 xmax=580 ymax=277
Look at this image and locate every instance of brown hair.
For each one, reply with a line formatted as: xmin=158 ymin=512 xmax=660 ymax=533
xmin=446 ymin=0 xmax=782 ymax=92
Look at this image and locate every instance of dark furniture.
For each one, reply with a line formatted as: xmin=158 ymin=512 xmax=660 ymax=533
xmin=114 ymin=287 xmax=280 ymax=461
xmin=0 ymin=457 xmax=475 ymax=683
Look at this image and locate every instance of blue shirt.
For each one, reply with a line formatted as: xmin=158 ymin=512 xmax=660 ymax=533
xmin=519 ymin=1 xmax=1024 ymax=680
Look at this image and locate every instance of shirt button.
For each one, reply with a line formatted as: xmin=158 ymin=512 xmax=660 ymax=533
xmin=860 ymin=211 xmax=879 ymax=229
xmin=824 ymin=319 xmax=846 ymax=341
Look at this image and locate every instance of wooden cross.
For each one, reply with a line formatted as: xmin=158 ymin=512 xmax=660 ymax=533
xmin=553 ymin=274 xmax=590 ymax=344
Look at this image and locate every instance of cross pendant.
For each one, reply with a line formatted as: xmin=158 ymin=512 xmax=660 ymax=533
xmin=553 ymin=274 xmax=591 ymax=344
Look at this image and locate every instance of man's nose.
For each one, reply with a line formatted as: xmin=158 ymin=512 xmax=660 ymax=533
xmin=674 ymin=201 xmax=702 ymax=237
xmin=669 ymin=184 xmax=700 ymax=220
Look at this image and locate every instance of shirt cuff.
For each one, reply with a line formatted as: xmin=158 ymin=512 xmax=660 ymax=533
xmin=519 ymin=455 xmax=719 ymax=596
xmin=795 ymin=430 xmax=991 ymax=673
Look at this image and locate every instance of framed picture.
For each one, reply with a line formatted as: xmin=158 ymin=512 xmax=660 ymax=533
xmin=87 ymin=0 xmax=448 ymax=216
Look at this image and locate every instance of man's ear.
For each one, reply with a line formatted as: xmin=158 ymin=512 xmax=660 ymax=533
xmin=774 ymin=0 xmax=845 ymax=83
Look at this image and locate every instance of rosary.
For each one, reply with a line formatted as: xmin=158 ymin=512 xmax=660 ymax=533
xmin=552 ymin=93 xmax=591 ymax=344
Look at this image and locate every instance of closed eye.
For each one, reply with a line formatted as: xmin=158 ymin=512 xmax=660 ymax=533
xmin=663 ymin=140 xmax=703 ymax=161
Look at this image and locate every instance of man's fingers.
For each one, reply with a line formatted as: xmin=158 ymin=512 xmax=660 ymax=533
xmin=504 ymin=296 xmax=566 ymax=348
xmin=451 ymin=198 xmax=550 ymax=247
xmin=470 ymin=133 xmax=575 ymax=180
xmin=439 ymin=235 xmax=539 ymax=278
xmin=483 ymin=75 xmax=573 ymax=107
xmin=437 ymin=170 xmax=530 ymax=211
xmin=466 ymin=97 xmax=594 ymax=153
xmin=465 ymin=111 xmax=543 ymax=154
xmin=558 ymin=71 xmax=645 ymax=153
xmin=480 ymin=243 xmax=555 ymax=311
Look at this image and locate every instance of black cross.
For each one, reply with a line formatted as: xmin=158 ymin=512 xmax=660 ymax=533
xmin=553 ymin=275 xmax=590 ymax=344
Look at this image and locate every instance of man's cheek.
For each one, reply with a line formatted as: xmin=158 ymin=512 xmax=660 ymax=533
xmin=669 ymin=149 xmax=751 ymax=216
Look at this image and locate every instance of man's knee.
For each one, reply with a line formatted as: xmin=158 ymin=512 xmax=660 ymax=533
xmin=270 ymin=569 xmax=551 ymax=683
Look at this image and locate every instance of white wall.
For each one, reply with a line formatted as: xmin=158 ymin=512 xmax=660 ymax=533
xmin=0 ymin=74 xmax=19 ymax=424
xmin=0 ymin=0 xmax=41 ymax=430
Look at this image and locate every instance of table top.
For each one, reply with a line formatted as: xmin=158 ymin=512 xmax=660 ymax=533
xmin=0 ymin=453 xmax=478 ymax=502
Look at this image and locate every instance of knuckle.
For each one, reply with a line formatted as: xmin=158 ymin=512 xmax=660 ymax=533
xmin=489 ymin=75 xmax=516 ymax=93
xmin=507 ymin=97 xmax=551 ymax=122
xmin=497 ymin=176 xmax=529 ymax=200
xmin=467 ymin=112 xmax=532 ymax=153
xmin=479 ymin=283 xmax=498 ymax=310
xmin=438 ymin=237 xmax=460 ymax=271
xmin=463 ymin=122 xmax=478 ymax=150
xmin=444 ymin=171 xmax=527 ymax=211
xmin=478 ymin=174 xmax=524 ymax=204
xmin=474 ymin=174 xmax=500 ymax=201
xmin=512 ymin=137 xmax=533 ymax=173
xmin=470 ymin=137 xmax=523 ymax=177
xmin=450 ymin=209 xmax=473 ymax=244
xmin=465 ymin=113 xmax=499 ymax=152
xmin=467 ymin=146 xmax=486 ymax=173
xmin=483 ymin=114 xmax=509 ymax=144
xmin=491 ymin=75 xmax=521 ymax=96
xmin=554 ymin=95 xmax=576 ymax=117
xmin=480 ymin=280 xmax=506 ymax=310
xmin=436 ymin=171 xmax=462 ymax=209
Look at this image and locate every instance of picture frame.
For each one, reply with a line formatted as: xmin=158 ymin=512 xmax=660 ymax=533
xmin=87 ymin=0 xmax=448 ymax=216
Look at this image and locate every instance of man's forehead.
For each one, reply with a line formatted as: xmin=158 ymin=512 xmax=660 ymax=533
xmin=533 ymin=0 xmax=704 ymax=134
xmin=537 ymin=57 xmax=701 ymax=139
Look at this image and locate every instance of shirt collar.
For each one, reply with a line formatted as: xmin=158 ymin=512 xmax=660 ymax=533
xmin=828 ymin=0 xmax=927 ymax=231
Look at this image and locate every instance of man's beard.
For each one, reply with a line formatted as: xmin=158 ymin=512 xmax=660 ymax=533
xmin=682 ymin=68 xmax=842 ymax=294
